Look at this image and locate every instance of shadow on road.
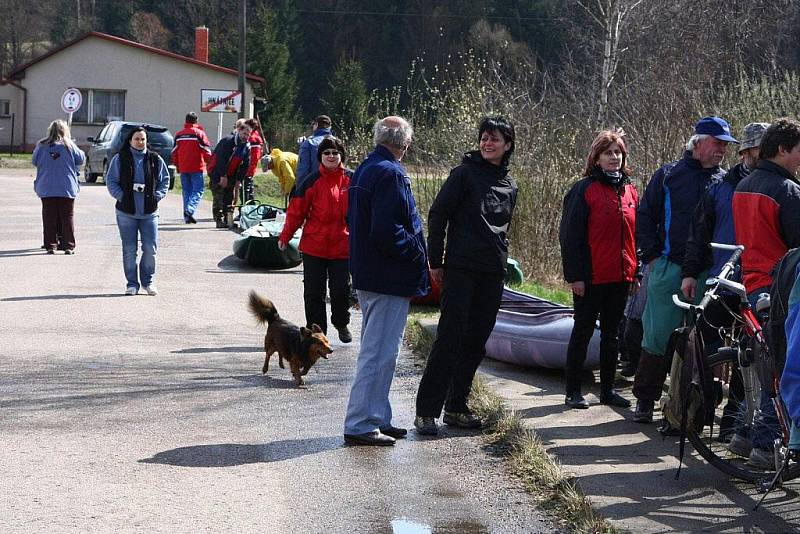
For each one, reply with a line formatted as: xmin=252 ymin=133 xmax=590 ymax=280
xmin=139 ymin=436 xmax=339 ymax=467
xmin=2 ymin=293 xmax=127 ymax=301
xmin=0 ymin=248 xmax=45 ymax=257
xmin=208 ymin=254 xmax=304 ymax=275
xmin=172 ymin=346 xmax=262 ymax=354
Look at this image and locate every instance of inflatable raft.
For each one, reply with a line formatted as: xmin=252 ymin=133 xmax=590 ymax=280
xmin=232 ymin=219 xmax=302 ymax=270
xmin=485 ymin=287 xmax=601 ymax=369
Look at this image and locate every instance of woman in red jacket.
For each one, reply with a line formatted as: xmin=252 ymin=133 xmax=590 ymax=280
xmin=559 ymin=129 xmax=638 ymax=409
xmin=278 ymin=136 xmax=353 ymax=343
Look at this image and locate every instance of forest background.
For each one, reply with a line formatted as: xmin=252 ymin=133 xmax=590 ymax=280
xmin=4 ymin=0 xmax=800 ymax=283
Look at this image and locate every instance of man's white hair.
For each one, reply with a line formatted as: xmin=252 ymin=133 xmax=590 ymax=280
xmin=686 ymin=133 xmax=710 ymax=152
xmin=373 ymin=116 xmax=413 ymax=149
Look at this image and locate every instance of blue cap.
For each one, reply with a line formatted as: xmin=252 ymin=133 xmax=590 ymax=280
xmin=694 ymin=116 xmax=739 ymax=143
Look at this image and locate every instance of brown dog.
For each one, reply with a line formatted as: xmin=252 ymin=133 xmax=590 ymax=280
xmin=248 ymin=291 xmax=333 ymax=386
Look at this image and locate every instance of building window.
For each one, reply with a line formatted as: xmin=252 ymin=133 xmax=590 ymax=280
xmin=0 ymin=100 xmax=10 ymax=117
xmin=72 ymin=89 xmax=125 ymax=124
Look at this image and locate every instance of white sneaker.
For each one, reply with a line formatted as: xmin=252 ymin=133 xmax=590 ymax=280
xmin=125 ymin=286 xmax=138 ymax=296
xmin=143 ymin=285 xmax=158 ymax=296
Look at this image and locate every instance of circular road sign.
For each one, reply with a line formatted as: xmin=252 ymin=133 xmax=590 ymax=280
xmin=61 ymin=88 xmax=82 ymax=114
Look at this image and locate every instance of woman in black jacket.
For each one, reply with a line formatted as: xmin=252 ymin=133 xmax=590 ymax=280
xmin=414 ymin=117 xmax=518 ymax=436
xmin=559 ymin=129 xmax=638 ymax=409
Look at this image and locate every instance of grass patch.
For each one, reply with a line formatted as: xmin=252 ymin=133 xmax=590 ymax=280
xmin=0 ymin=152 xmax=33 ymax=168
xmin=170 ymin=171 xmax=286 ymax=207
xmin=404 ymin=315 xmax=613 ymax=534
xmin=512 ymin=280 xmax=572 ymax=305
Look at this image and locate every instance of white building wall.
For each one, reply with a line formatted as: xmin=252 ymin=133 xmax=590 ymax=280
xmin=19 ymin=36 xmax=260 ymax=149
xmin=0 ymin=83 xmax=25 ymax=148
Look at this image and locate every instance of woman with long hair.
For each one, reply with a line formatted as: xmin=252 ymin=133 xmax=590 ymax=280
xmin=278 ymin=136 xmax=353 ymax=342
xmin=105 ymin=126 xmax=170 ymax=295
xmin=32 ymin=119 xmax=85 ymax=254
xmin=559 ymin=128 xmax=638 ymax=409
xmin=414 ymin=116 xmax=518 ymax=435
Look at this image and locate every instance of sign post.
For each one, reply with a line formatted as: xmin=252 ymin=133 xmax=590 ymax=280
xmin=60 ymin=88 xmax=82 ymax=126
xmin=200 ymin=89 xmax=242 ymax=142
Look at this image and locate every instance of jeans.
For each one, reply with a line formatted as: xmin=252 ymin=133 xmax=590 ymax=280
xmin=344 ymin=290 xmax=410 ymax=435
xmin=302 ymin=253 xmax=350 ymax=334
xmin=115 ymin=211 xmax=158 ymax=289
xmin=180 ymin=172 xmax=204 ymax=217
xmin=564 ymin=282 xmax=629 ymax=396
xmin=416 ymin=268 xmax=504 ymax=417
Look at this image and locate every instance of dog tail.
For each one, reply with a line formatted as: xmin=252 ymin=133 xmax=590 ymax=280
xmin=248 ymin=291 xmax=279 ymax=324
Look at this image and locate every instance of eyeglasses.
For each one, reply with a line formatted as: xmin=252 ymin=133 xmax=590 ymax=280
xmin=322 ymin=150 xmax=340 ymax=156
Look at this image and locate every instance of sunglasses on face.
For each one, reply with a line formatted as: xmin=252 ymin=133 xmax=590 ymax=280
xmin=322 ymin=150 xmax=340 ymax=156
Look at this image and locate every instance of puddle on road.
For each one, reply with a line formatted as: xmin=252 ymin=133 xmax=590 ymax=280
xmin=390 ymin=518 xmax=489 ymax=533
xmin=391 ymin=519 xmax=431 ymax=533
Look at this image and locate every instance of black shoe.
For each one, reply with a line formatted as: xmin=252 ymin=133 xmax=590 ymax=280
xmin=184 ymin=212 xmax=197 ymax=224
xmin=46 ymin=249 xmax=55 ymax=255
xmin=600 ymin=390 xmax=631 ymax=408
xmin=443 ymin=411 xmax=482 ymax=429
xmin=343 ymin=431 xmax=395 ymax=446
xmin=619 ymin=364 xmax=637 ymax=378
xmin=565 ymin=394 xmax=590 ymax=409
xmin=414 ymin=416 xmax=439 ymax=435
xmin=215 ymin=219 xmax=227 ymax=229
xmin=633 ymin=400 xmax=654 ymax=423
xmin=64 ymin=249 xmax=75 ymax=255
xmin=379 ymin=425 xmax=408 ymax=439
xmin=336 ymin=326 xmax=353 ymax=343
xmin=657 ymin=420 xmax=681 ymax=436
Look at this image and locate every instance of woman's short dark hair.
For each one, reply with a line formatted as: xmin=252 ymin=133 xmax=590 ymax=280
xmin=759 ymin=118 xmax=800 ymax=160
xmin=478 ymin=116 xmax=515 ymax=165
xmin=123 ymin=126 xmax=147 ymax=148
xmin=317 ymin=136 xmax=346 ymax=163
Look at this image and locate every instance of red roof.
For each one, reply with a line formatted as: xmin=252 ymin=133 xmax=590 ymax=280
xmin=7 ymin=31 xmax=265 ymax=84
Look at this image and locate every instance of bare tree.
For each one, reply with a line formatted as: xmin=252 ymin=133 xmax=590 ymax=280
xmin=130 ymin=12 xmax=171 ymax=49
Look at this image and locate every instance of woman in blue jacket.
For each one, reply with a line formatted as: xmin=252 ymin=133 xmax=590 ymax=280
xmin=32 ymin=120 xmax=85 ymax=254
xmin=106 ymin=126 xmax=170 ymax=296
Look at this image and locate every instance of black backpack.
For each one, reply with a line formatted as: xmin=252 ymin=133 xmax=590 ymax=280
xmin=768 ymin=247 xmax=800 ymax=374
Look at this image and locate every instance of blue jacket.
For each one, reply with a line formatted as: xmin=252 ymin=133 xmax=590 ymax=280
xmin=682 ymin=163 xmax=749 ymax=279
xmin=781 ymin=261 xmax=800 ymax=422
xmin=348 ymin=145 xmax=429 ymax=297
xmin=32 ymin=141 xmax=85 ymax=199
xmin=296 ymin=127 xmax=332 ymax=182
xmin=638 ymin=151 xmax=724 ymax=266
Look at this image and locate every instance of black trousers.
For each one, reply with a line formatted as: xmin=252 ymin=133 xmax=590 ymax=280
xmin=565 ymin=282 xmax=629 ymax=396
xmin=41 ymin=197 xmax=75 ymax=251
xmin=302 ymin=253 xmax=350 ymax=334
xmin=416 ymin=268 xmax=505 ymax=417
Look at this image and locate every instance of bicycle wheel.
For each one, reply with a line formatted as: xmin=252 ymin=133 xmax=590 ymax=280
xmin=687 ymin=350 xmax=800 ymax=482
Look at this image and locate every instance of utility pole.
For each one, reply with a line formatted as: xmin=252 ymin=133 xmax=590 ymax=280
xmin=238 ymin=0 xmax=246 ymax=119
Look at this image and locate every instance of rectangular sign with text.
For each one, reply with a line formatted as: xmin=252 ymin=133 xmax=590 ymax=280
xmin=201 ymin=89 xmax=241 ymax=113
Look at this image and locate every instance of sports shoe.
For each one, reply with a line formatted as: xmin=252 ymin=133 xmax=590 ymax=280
xmin=747 ymin=447 xmax=774 ymax=470
xmin=414 ymin=416 xmax=439 ymax=435
xmin=64 ymin=249 xmax=75 ymax=255
xmin=600 ymin=390 xmax=631 ymax=408
xmin=565 ymin=394 xmax=590 ymax=409
xmin=143 ymin=285 xmax=158 ymax=296
xmin=443 ymin=411 xmax=482 ymax=429
xmin=728 ymin=433 xmax=753 ymax=458
xmin=633 ymin=400 xmax=654 ymax=423
xmin=125 ymin=286 xmax=138 ymax=296
xmin=336 ymin=326 xmax=353 ymax=343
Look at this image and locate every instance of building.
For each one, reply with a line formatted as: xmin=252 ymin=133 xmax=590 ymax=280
xmin=0 ymin=28 xmax=265 ymax=151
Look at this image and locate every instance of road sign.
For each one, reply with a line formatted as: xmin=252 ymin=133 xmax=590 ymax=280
xmin=201 ymin=89 xmax=241 ymax=113
xmin=61 ymin=88 xmax=82 ymax=114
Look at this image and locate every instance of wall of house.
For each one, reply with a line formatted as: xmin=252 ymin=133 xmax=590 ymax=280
xmin=0 ymin=83 xmax=25 ymax=149
xmin=18 ymin=37 xmax=261 ymax=151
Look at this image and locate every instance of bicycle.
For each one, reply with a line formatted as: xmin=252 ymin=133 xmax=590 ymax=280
xmin=671 ymin=243 xmax=800 ymax=492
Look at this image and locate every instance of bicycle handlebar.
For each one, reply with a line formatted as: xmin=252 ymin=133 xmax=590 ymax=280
xmin=672 ymin=243 xmax=745 ymax=314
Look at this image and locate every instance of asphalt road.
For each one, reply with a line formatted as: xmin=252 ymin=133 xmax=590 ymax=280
xmin=0 ymin=169 xmax=552 ymax=534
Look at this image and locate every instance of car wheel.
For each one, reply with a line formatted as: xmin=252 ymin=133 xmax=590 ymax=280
xmin=84 ymin=159 xmax=98 ymax=183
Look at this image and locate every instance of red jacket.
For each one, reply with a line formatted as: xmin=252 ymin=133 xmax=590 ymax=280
xmin=279 ymin=165 xmax=351 ymax=259
xmin=245 ymin=130 xmax=264 ymax=178
xmin=171 ymin=123 xmax=211 ymax=173
xmin=560 ymin=170 xmax=638 ymax=285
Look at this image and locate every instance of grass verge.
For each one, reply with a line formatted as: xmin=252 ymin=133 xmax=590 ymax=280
xmin=404 ymin=316 xmax=615 ymax=534
xmin=0 ymin=153 xmax=34 ymax=168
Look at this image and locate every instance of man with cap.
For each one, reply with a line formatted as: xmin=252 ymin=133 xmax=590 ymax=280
xmin=632 ymin=116 xmax=737 ymax=425
xmin=732 ymin=118 xmax=800 ymax=468
xmin=296 ymin=115 xmax=333 ymax=183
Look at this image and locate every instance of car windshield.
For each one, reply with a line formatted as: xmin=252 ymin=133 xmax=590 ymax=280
xmin=119 ymin=125 xmax=172 ymax=146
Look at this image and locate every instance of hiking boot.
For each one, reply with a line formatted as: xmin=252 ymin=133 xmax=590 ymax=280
xmin=633 ymin=400 xmax=654 ymax=423
xmin=443 ymin=411 xmax=482 ymax=429
xmin=336 ymin=326 xmax=352 ymax=344
xmin=600 ymin=390 xmax=631 ymax=408
xmin=414 ymin=416 xmax=439 ymax=436
xmin=728 ymin=434 xmax=753 ymax=458
xmin=747 ymin=447 xmax=774 ymax=470
xmin=565 ymin=394 xmax=589 ymax=409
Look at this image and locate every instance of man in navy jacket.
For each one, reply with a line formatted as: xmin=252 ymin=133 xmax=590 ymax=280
xmin=343 ymin=116 xmax=429 ymax=446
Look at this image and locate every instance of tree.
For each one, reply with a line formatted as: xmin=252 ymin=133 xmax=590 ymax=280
xmin=324 ymin=56 xmax=369 ymax=143
xmin=130 ymin=12 xmax=171 ymax=48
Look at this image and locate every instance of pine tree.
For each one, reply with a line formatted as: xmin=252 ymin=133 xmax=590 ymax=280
xmin=324 ymin=56 xmax=369 ymax=143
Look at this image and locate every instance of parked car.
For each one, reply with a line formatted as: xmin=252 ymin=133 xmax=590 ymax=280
xmin=84 ymin=121 xmax=174 ymax=184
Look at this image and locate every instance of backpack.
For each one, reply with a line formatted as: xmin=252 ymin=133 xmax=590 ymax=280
xmin=661 ymin=324 xmax=711 ymax=477
xmin=768 ymin=247 xmax=800 ymax=374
